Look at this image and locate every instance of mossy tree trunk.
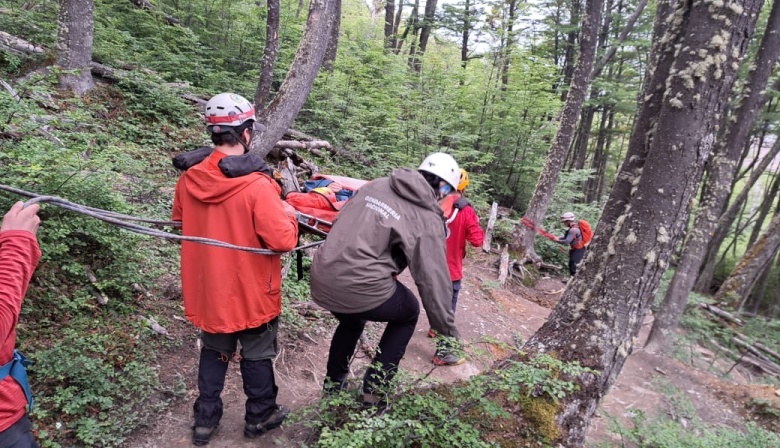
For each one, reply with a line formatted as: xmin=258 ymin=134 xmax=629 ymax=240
xmin=645 ymin=0 xmax=780 ymax=352
xmin=56 ymin=0 xmax=96 ymax=96
xmin=250 ymin=0 xmax=335 ymax=158
xmin=519 ymin=0 xmax=763 ymax=445
xmin=509 ymin=0 xmax=602 ymax=262
xmin=713 ymin=212 xmax=780 ymax=309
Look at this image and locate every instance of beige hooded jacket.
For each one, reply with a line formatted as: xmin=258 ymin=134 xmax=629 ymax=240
xmin=310 ymin=168 xmax=459 ymax=338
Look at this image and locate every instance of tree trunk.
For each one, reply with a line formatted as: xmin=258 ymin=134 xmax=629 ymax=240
xmin=391 ymin=0 xmax=404 ymax=50
xmin=461 ymin=0 xmax=471 ymax=69
xmin=500 ymin=0 xmax=519 ymax=87
xmin=509 ymin=0 xmax=603 ymax=260
xmin=569 ymin=104 xmax=596 ymax=171
xmin=250 ymin=0 xmax=335 ymax=158
xmin=384 ymin=0 xmax=395 ymax=46
xmin=322 ymin=0 xmax=342 ymax=71
xmin=519 ymin=0 xmax=762 ymax=445
xmin=560 ymin=0 xmax=581 ymax=101
xmin=746 ymin=172 xmax=780 ymax=248
xmin=56 ymin=0 xmax=95 ymax=95
xmin=645 ymin=0 xmax=780 ymax=351
xmin=414 ymin=0 xmax=438 ymax=70
xmin=255 ymin=0 xmax=281 ymax=109
xmin=714 ymin=212 xmax=780 ymax=308
xmin=695 ymin=137 xmax=780 ymax=292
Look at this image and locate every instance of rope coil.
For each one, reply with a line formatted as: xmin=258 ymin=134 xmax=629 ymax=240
xmin=1 ymin=184 xmax=323 ymax=255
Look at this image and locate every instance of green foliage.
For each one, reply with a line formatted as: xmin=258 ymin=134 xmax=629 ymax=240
xmin=298 ymin=352 xmax=591 ymax=447
xmin=604 ymin=383 xmax=780 ymax=448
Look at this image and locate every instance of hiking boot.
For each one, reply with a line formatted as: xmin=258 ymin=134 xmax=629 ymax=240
xmin=360 ymin=392 xmax=388 ymax=412
xmin=243 ymin=405 xmax=290 ymax=438
xmin=192 ymin=426 xmax=218 ymax=446
xmin=432 ymin=352 xmax=465 ymax=366
xmin=427 ymin=328 xmax=437 ymax=338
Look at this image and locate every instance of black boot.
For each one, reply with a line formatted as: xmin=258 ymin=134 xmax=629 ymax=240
xmin=192 ymin=348 xmax=229 ymax=445
xmin=240 ymin=358 xmax=287 ymax=438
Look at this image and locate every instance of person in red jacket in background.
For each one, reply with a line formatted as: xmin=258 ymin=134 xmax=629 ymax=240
xmin=429 ymin=169 xmax=485 ymax=340
xmin=172 ymin=93 xmax=298 ymax=446
xmin=0 ymin=201 xmax=41 ymax=448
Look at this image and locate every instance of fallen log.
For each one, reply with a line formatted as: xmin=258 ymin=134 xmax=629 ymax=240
xmin=733 ymin=338 xmax=780 ymax=375
xmin=698 ymin=303 xmax=744 ymax=326
xmin=0 ymin=31 xmax=45 ymax=55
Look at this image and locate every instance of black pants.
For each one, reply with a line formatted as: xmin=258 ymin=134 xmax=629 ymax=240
xmin=325 ymin=281 xmax=420 ymax=394
xmin=194 ymin=319 xmax=279 ymax=427
xmin=0 ymin=415 xmax=38 ymax=448
xmin=569 ymin=247 xmax=587 ymax=276
xmin=451 ymin=280 xmax=462 ymax=312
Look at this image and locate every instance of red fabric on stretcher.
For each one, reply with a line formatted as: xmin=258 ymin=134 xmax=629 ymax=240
xmin=285 ymin=174 xmax=367 ymax=233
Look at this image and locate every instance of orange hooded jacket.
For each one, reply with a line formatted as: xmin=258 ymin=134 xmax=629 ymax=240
xmin=172 ymin=151 xmax=298 ymax=333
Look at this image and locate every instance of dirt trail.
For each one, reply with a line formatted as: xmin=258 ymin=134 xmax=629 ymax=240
xmin=124 ymin=252 xmax=769 ymax=447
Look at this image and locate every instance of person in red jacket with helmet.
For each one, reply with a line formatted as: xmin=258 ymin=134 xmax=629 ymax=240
xmin=0 ymin=201 xmax=42 ymax=448
xmin=429 ymin=169 xmax=484 ymax=341
xmin=172 ymin=93 xmax=298 ymax=445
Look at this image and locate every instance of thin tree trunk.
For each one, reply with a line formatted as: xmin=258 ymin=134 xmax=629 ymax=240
xmin=747 ymin=172 xmax=780 ymax=248
xmin=322 ymin=0 xmax=342 ymax=71
xmin=250 ymin=0 xmax=335 ymax=157
xmin=500 ymin=0 xmax=519 ymax=87
xmin=520 ymin=0 xmax=762 ymax=444
xmin=255 ymin=0 xmax=281 ymax=109
xmin=591 ymin=0 xmax=648 ymax=78
xmin=646 ymin=0 xmax=780 ymax=351
xmin=56 ymin=0 xmax=95 ymax=95
xmin=384 ymin=0 xmax=395 ymax=46
xmin=559 ymin=0 xmax=582 ymax=101
xmin=391 ymin=0 xmax=404 ymax=50
xmin=414 ymin=0 xmax=438 ymax=70
xmin=461 ymin=0 xmax=471 ymax=69
xmin=510 ymin=0 xmax=603 ymax=260
xmin=714 ymin=212 xmax=780 ymax=308
xmin=696 ymin=137 xmax=780 ymax=292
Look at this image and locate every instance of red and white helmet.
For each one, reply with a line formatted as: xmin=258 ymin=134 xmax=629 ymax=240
xmin=204 ymin=93 xmax=256 ymax=133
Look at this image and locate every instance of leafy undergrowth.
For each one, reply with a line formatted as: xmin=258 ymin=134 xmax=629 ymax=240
xmin=292 ymin=352 xmax=592 ymax=447
xmin=602 ymin=382 xmax=780 ymax=448
xmin=2 ymin=73 xmax=202 ymax=446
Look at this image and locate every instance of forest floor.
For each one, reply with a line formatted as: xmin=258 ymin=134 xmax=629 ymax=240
xmin=123 ymin=251 xmax=780 ymax=447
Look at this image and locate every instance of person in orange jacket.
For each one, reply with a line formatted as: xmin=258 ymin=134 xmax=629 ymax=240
xmin=172 ymin=93 xmax=298 ymax=445
xmin=0 ymin=202 xmax=41 ymax=448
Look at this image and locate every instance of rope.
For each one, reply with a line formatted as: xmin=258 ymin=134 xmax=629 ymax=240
xmin=521 ymin=216 xmax=559 ymax=242
xmin=0 ymin=184 xmax=324 ymax=255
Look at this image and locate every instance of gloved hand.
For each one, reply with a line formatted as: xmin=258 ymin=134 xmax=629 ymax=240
xmin=282 ymin=201 xmax=298 ymax=219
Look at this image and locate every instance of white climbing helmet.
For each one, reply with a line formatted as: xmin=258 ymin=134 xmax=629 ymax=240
xmin=561 ymin=212 xmax=576 ymax=222
xmin=204 ymin=93 xmax=256 ymax=132
xmin=418 ymin=152 xmax=461 ymax=190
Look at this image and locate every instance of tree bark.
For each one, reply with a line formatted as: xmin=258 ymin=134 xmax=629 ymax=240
xmin=714 ymin=212 xmax=780 ymax=308
xmin=509 ymin=0 xmax=603 ymax=260
xmin=56 ymin=0 xmax=96 ymax=96
xmin=591 ymin=0 xmax=648 ymax=78
xmin=695 ymin=137 xmax=780 ymax=292
xmin=519 ymin=0 xmax=762 ymax=444
xmin=384 ymin=0 xmax=395 ymax=46
xmin=646 ymin=0 xmax=780 ymax=352
xmin=560 ymin=0 xmax=581 ymax=101
xmin=250 ymin=0 xmax=336 ymax=158
xmin=460 ymin=0 xmax=472 ymax=69
xmin=391 ymin=0 xmax=404 ymax=50
xmin=500 ymin=0 xmax=520 ymax=87
xmin=255 ymin=0 xmax=281 ymax=109
xmin=322 ymin=0 xmax=342 ymax=71
xmin=413 ymin=0 xmax=438 ymax=71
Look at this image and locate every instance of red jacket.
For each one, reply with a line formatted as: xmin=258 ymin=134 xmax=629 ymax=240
xmin=444 ymin=195 xmax=484 ymax=281
xmin=172 ymin=151 xmax=298 ymax=333
xmin=0 ymin=230 xmax=40 ymax=432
